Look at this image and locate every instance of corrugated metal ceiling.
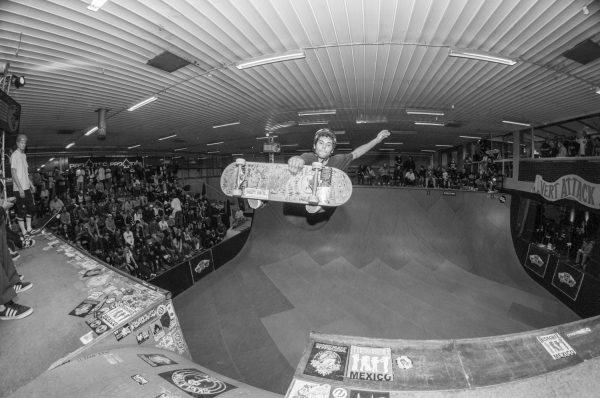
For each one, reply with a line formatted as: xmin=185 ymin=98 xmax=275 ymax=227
xmin=1 ymin=0 xmax=599 ymax=157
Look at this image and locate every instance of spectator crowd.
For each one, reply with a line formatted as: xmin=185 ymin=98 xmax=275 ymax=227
xmin=25 ymin=162 xmax=231 ymax=280
xmin=538 ymin=128 xmax=600 ymax=158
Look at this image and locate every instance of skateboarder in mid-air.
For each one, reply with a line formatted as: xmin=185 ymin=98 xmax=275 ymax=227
xmin=287 ymin=128 xmax=390 ymax=212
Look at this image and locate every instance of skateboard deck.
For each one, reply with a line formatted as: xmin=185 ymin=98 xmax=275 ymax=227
xmin=220 ymin=160 xmax=352 ymax=207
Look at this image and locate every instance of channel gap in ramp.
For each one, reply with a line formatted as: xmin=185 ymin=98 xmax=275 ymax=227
xmin=174 ymin=188 xmax=579 ymax=394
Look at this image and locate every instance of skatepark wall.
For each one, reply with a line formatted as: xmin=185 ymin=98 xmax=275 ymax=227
xmin=509 ymin=191 xmax=600 ymax=318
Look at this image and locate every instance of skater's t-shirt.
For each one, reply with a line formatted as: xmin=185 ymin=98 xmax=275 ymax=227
xmin=300 ymin=152 xmax=353 ymax=172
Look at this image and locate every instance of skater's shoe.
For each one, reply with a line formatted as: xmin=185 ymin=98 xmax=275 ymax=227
xmin=0 ymin=300 xmax=33 ymax=320
xmin=22 ymin=238 xmax=35 ymax=249
xmin=13 ymin=281 xmax=33 ymax=294
xmin=10 ymin=250 xmax=20 ymax=261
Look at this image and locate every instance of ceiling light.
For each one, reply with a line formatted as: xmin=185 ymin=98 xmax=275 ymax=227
xmin=11 ymin=75 xmax=26 ymax=88
xmin=421 ymin=149 xmax=436 ymax=152
xmin=158 ymin=134 xmax=177 ymax=141
xmin=128 ymin=144 xmax=141 ymax=149
xmin=390 ymin=130 xmax=417 ymax=135
xmin=435 ymin=144 xmax=453 ymax=147
xmin=212 ymin=121 xmax=240 ymax=129
xmin=207 ymin=150 xmax=220 ymax=154
xmin=384 ymin=142 xmax=404 ymax=145
xmin=459 ymin=135 xmax=481 ymax=139
xmin=66 ymin=142 xmax=75 ymax=149
xmin=49 ymin=158 xmax=55 ymax=161
xmin=502 ymin=120 xmax=531 ymax=127
xmin=236 ymin=50 xmax=305 ymax=70
xmin=173 ymin=147 xmax=188 ymax=151
xmin=207 ymin=141 xmax=224 ymax=146
xmin=280 ymin=144 xmax=298 ymax=147
xmin=84 ymin=126 xmax=98 ymax=136
xmin=595 ymin=87 xmax=600 ymax=94
xmin=256 ymin=135 xmax=277 ymax=140
xmin=448 ymin=48 xmax=517 ymax=65
xmin=333 ymin=130 xmax=345 ymax=135
xmin=406 ymin=108 xmax=444 ymax=116
xmin=297 ymin=109 xmax=336 ymax=117
xmin=414 ymin=121 xmax=445 ymax=126
xmin=87 ymin=0 xmax=109 ymax=11
xmin=380 ymin=148 xmax=396 ymax=151
xmin=356 ymin=117 xmax=387 ymax=124
xmin=298 ymin=121 xmax=329 ymax=126
xmin=127 ymin=95 xmax=157 ymax=111
xmin=336 ymin=141 xmax=350 ymax=145
xmin=231 ymin=153 xmax=244 ymax=156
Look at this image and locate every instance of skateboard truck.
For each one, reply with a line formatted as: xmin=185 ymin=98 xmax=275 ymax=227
xmin=308 ymin=162 xmax=323 ymax=205
xmin=232 ymin=158 xmax=246 ymax=197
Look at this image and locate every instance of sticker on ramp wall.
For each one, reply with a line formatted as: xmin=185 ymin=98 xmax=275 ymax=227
xmin=158 ymin=368 xmax=236 ymax=397
xmin=537 ymin=333 xmax=576 ymax=360
xmin=349 ymin=390 xmax=390 ymax=398
xmin=345 ymin=346 xmax=393 ymax=382
xmin=138 ymin=353 xmax=177 ymax=367
xmin=286 ymin=379 xmax=331 ymax=398
xmin=303 ymin=342 xmax=349 ymax=381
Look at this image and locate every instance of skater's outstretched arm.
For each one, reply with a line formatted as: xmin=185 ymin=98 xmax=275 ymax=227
xmin=351 ymin=130 xmax=390 ymax=161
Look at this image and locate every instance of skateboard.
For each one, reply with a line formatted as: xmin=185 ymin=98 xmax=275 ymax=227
xmin=220 ymin=159 xmax=352 ymax=211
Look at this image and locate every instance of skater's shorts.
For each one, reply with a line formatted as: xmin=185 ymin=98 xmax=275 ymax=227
xmin=14 ymin=189 xmax=36 ymax=220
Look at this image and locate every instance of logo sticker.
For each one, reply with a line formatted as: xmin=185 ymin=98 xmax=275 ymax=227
xmin=346 ymin=346 xmax=393 ymax=382
xmin=137 ymin=329 xmax=151 ymax=345
xmin=395 ymin=355 xmax=413 ymax=370
xmin=138 ymin=353 xmax=178 ymax=367
xmin=303 ymin=342 xmax=349 ymax=381
xmin=287 ymin=379 xmax=331 ymax=398
xmin=114 ymin=323 xmax=132 ymax=341
xmin=537 ymin=333 xmax=576 ymax=360
xmin=158 ymin=369 xmax=236 ymax=397
xmin=69 ymin=299 xmax=99 ymax=317
xmin=131 ymin=374 xmax=148 ymax=385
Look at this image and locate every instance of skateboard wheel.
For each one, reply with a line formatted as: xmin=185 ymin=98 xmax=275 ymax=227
xmin=311 ymin=162 xmax=323 ymax=170
xmin=247 ymin=199 xmax=263 ymax=209
xmin=232 ymin=189 xmax=243 ymax=196
xmin=235 ymin=158 xmax=246 ymax=165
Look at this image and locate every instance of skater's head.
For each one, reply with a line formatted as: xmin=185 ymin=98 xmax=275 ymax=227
xmin=312 ymin=128 xmax=337 ymax=159
xmin=16 ymin=133 xmax=27 ymax=152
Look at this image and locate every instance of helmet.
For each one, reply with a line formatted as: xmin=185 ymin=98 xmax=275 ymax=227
xmin=312 ymin=128 xmax=337 ymax=151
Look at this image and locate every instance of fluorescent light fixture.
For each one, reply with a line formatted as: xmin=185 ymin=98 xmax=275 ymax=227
xmin=173 ymin=147 xmax=188 ymax=151
xmin=172 ymin=156 xmax=182 ymax=159
xmin=333 ymin=130 xmax=345 ymax=135
xmin=356 ymin=116 xmax=388 ymax=124
xmin=449 ymin=48 xmax=516 ymax=66
xmin=414 ymin=121 xmax=445 ymax=126
xmin=66 ymin=142 xmax=75 ymax=149
xmin=127 ymin=95 xmax=157 ymax=111
xmin=40 ymin=165 xmax=45 ymax=168
xmin=420 ymin=149 xmax=436 ymax=152
xmin=158 ymin=134 xmax=177 ymax=141
xmin=236 ymin=50 xmax=305 ymax=70
xmin=128 ymin=144 xmax=141 ymax=149
xmin=502 ymin=120 xmax=531 ymax=127
xmin=380 ymin=148 xmax=396 ymax=151
xmin=231 ymin=153 xmax=244 ymax=156
xmin=49 ymin=158 xmax=55 ymax=161
xmin=390 ymin=130 xmax=417 ymax=135
xmin=298 ymin=121 xmax=329 ymax=126
xmin=207 ymin=150 xmax=220 ymax=154
xmin=87 ymin=0 xmax=109 ymax=11
xmin=459 ymin=135 xmax=481 ymax=139
xmin=596 ymin=87 xmax=600 ymax=94
xmin=206 ymin=141 xmax=224 ymax=146
xmin=212 ymin=121 xmax=240 ymax=129
xmin=297 ymin=109 xmax=336 ymax=117
xmin=280 ymin=144 xmax=298 ymax=147
xmin=84 ymin=126 xmax=98 ymax=136
xmin=384 ymin=142 xmax=404 ymax=145
xmin=406 ymin=108 xmax=445 ymax=116
xmin=435 ymin=144 xmax=453 ymax=147
xmin=256 ymin=135 xmax=277 ymax=140
xmin=197 ymin=157 xmax=208 ymax=160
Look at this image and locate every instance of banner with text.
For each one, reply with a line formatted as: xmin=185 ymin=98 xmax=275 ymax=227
xmin=534 ymin=174 xmax=599 ymax=210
